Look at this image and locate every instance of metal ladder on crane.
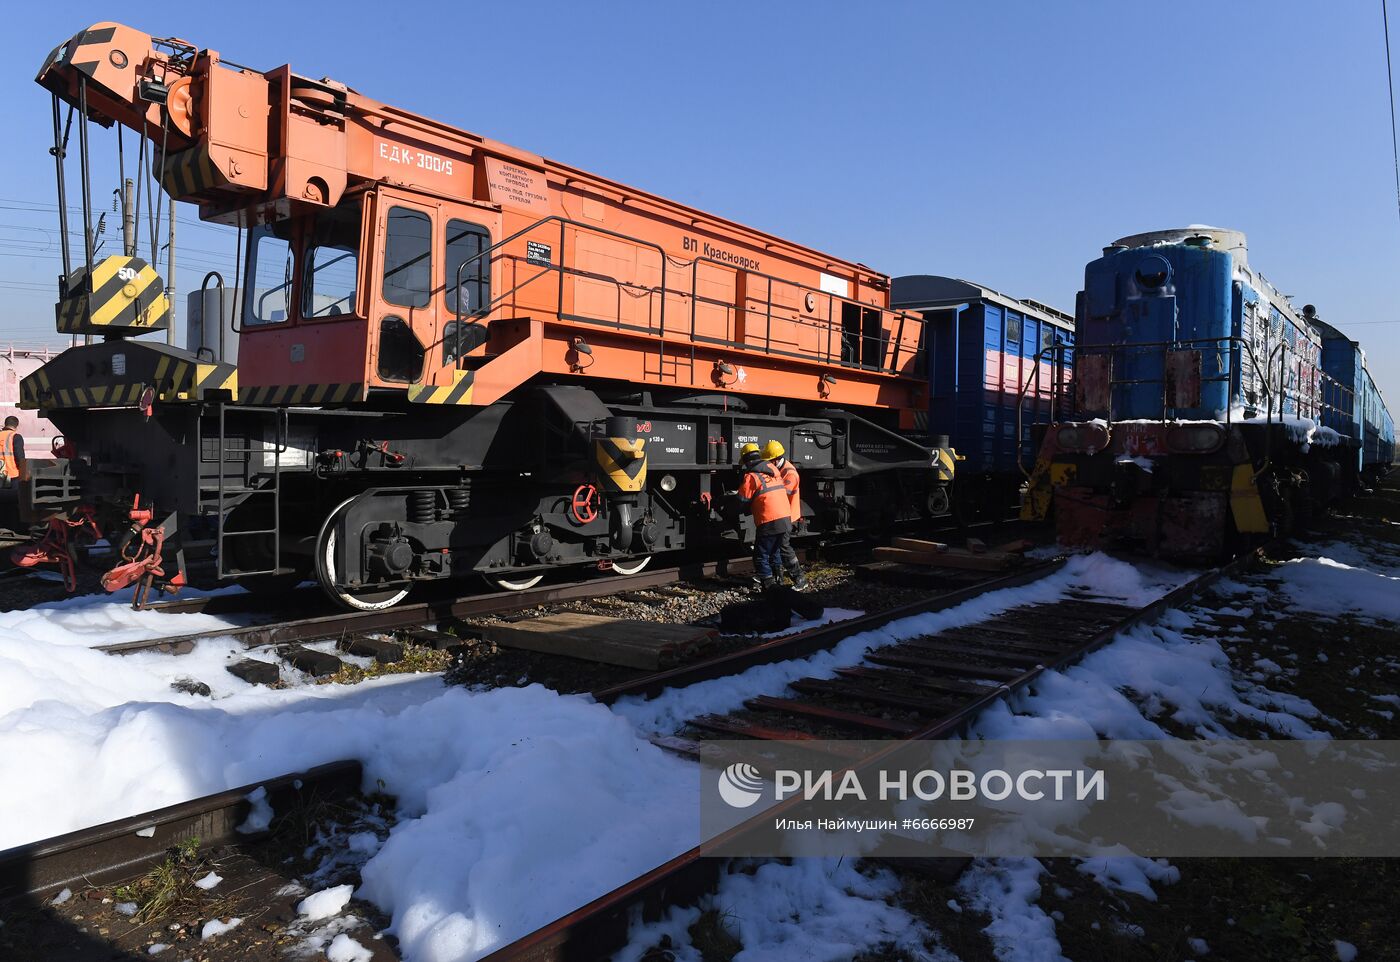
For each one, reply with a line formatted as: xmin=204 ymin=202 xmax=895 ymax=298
xmin=210 ymin=403 xmax=289 ymax=578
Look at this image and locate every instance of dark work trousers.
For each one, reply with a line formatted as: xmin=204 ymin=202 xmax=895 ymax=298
xmin=753 ymin=518 xmax=791 ymax=579
xmin=778 ymin=526 xmax=800 ymax=574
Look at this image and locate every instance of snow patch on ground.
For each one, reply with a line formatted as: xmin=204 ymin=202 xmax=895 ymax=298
xmin=297 ymin=884 xmax=354 ymax=921
xmin=617 ymin=858 xmax=951 ymax=962
xmin=326 ymin=933 xmax=374 ymax=962
xmin=958 ymin=859 xmax=1066 ymax=962
xmin=200 ymin=917 xmax=242 ymax=940
xmin=1267 ymin=556 xmax=1400 ymax=623
xmin=0 ymin=613 xmax=698 ymax=962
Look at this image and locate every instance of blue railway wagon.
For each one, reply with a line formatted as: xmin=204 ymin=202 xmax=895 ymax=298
xmin=1315 ymin=319 xmax=1394 ymax=477
xmin=892 ymin=275 xmax=1073 ymax=509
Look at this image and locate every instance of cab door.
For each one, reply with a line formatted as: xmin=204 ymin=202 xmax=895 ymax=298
xmin=367 ymin=188 xmax=438 ymax=391
xmin=428 ymin=203 xmax=500 ymax=384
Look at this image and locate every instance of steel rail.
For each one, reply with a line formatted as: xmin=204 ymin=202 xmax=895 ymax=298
xmin=481 ymin=547 xmax=1267 ymax=962
xmin=0 ymin=761 xmax=362 ymax=904
xmin=96 ymin=555 xmax=761 ymax=655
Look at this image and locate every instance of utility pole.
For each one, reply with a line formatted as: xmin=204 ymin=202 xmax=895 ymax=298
xmin=121 ymin=178 xmax=135 ymax=257
xmin=166 ymin=209 xmax=176 ymax=346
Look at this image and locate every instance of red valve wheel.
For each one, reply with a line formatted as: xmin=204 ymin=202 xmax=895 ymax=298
xmin=570 ymin=484 xmax=600 ymax=524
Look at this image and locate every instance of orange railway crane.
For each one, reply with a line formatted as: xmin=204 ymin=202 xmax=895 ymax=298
xmin=21 ymin=23 xmax=952 ymax=608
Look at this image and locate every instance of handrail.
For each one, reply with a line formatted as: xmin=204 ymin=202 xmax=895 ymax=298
xmin=1070 ymin=334 xmax=1356 ymax=429
xmin=444 ymin=212 xmax=922 ymax=378
xmin=450 ymin=214 xmax=670 ymax=364
xmin=199 ymin=271 xmax=226 ymax=363
xmin=685 ymin=254 xmax=923 ymax=377
xmin=1014 ymin=341 xmax=1073 ymax=479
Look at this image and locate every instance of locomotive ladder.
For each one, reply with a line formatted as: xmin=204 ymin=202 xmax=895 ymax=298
xmin=213 ymin=404 xmax=288 ymax=579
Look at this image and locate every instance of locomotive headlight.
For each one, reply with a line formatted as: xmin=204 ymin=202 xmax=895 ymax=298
xmin=1166 ymin=424 xmax=1226 ymax=454
xmin=1054 ymin=422 xmax=1111 ymax=455
xmin=1134 ymin=253 xmax=1173 ymax=292
xmin=659 ymin=473 xmax=677 ymax=492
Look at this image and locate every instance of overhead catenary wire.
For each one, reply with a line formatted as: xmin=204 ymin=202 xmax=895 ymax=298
xmin=1385 ymin=0 xmax=1400 ymax=228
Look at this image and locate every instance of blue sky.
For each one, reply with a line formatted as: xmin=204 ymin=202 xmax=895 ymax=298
xmin=2 ymin=1 xmax=1398 ymax=400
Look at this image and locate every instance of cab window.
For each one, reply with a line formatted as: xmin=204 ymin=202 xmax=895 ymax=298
xmin=445 ymin=219 xmax=491 ymax=316
xmin=303 ymin=204 xmax=360 ymax=318
xmin=244 ymin=223 xmax=295 ymax=326
xmin=382 ymin=207 xmax=432 ymax=308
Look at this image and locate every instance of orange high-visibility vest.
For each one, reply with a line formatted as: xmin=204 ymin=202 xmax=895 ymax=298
xmin=0 ymin=430 xmax=17 ymax=481
xmin=776 ymin=458 xmax=801 ymax=522
xmin=739 ymin=462 xmax=790 ymax=525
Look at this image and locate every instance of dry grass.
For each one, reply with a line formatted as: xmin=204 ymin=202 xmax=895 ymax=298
xmin=112 ymin=837 xmax=239 ymax=927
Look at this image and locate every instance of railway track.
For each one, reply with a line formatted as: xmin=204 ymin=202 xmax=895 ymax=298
xmin=3 ymin=547 xmax=1260 ymax=961
xmin=0 ymin=762 xmax=363 ymax=904
xmin=108 ymin=557 xmax=758 ymax=655
xmin=1 ymin=558 xmax=1058 ymax=959
xmin=478 ymin=547 xmax=1267 ymax=962
xmin=97 ymin=540 xmax=1032 ymax=688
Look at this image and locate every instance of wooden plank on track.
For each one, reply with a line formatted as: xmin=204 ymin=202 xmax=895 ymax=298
xmin=903 ymin=637 xmax=1048 ymax=666
xmin=788 ymin=677 xmax=963 ymax=716
xmin=865 ymin=649 xmax=1024 ymax=681
xmin=834 ymin=665 xmax=997 ymax=697
xmin=479 ymin=612 xmax=716 ymax=669
xmin=686 ymin=715 xmax=867 ymax=756
xmin=745 ymin=694 xmax=920 ymax=735
xmin=890 ymin=537 xmax=948 ymax=553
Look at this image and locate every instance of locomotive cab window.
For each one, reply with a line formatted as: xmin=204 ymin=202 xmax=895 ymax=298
xmin=442 ymin=219 xmax=493 ymax=365
xmin=303 ymin=203 xmax=361 ymax=318
xmin=445 ymin=219 xmax=491 ymax=316
xmin=383 ymin=207 xmax=432 ymax=308
xmin=244 ymin=223 xmax=295 ymax=326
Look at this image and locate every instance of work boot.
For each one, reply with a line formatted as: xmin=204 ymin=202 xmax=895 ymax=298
xmin=758 ymin=576 xmax=778 ymax=592
xmin=787 ymin=567 xmax=809 ymax=591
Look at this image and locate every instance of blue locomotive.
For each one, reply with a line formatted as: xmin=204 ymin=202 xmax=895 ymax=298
xmin=1024 ymin=227 xmax=1394 ymax=557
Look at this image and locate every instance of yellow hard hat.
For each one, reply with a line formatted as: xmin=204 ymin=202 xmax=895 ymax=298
xmin=740 ymin=442 xmax=761 ymax=456
xmin=762 ymin=440 xmax=785 ymax=460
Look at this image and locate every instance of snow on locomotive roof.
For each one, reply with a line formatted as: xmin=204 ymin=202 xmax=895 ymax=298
xmin=1111 ymin=227 xmax=1322 ymax=343
xmin=1112 ymin=226 xmax=1249 ymax=265
xmin=890 ymin=275 xmax=1073 ymax=329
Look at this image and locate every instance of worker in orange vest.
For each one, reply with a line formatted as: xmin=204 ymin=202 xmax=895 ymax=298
xmin=0 ymin=416 xmax=27 ymax=488
xmin=738 ymin=442 xmax=791 ymax=590
xmin=762 ymin=439 xmax=808 ymax=589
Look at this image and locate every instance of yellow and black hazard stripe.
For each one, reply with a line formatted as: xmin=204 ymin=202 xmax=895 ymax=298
xmin=19 ymin=366 xmax=52 ymax=410
xmin=42 ymin=24 xmax=117 ymax=80
xmin=406 ymin=371 xmax=475 ymax=405
xmin=158 ymin=144 xmax=227 ymax=201
xmin=56 ymin=255 xmax=170 ymax=335
xmin=934 ymin=446 xmax=958 ymax=482
xmin=191 ymin=362 xmax=239 ymax=399
xmin=595 ymin=436 xmax=647 ymax=493
xmin=36 ymin=383 xmax=148 ymax=408
xmin=239 ymin=383 xmax=364 ymax=406
xmin=23 ymin=357 xmax=241 ymax=410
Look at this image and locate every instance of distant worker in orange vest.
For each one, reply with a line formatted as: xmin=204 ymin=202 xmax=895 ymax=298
xmin=738 ymin=442 xmax=791 ymax=590
xmin=0 ymin=416 xmax=27 ymax=489
xmin=762 ymin=439 xmax=808 ymax=589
